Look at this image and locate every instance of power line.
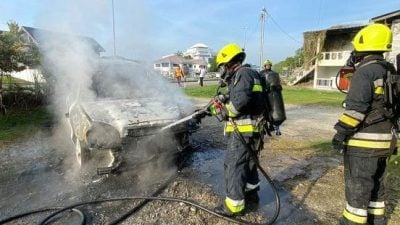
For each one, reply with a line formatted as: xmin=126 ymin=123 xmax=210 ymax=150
xmin=266 ymin=10 xmax=302 ymax=44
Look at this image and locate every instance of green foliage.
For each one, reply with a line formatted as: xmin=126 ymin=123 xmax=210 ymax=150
xmin=273 ymin=48 xmax=304 ymax=75
xmin=282 ymin=86 xmax=344 ymax=107
xmin=0 ymin=107 xmax=52 ymax=141
xmin=303 ymin=31 xmax=326 ymax=69
xmin=184 ymin=84 xmax=221 ymax=98
xmin=184 ymin=85 xmax=344 ymax=107
xmin=208 ymin=55 xmax=218 ymax=72
xmin=0 ymin=21 xmax=40 ymax=82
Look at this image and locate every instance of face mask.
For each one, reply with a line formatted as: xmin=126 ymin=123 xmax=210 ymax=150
xmin=346 ymin=51 xmax=367 ymax=67
xmin=219 ymin=66 xmax=227 ymax=79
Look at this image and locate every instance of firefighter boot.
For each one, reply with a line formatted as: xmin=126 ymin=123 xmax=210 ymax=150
xmin=214 ymin=200 xmax=244 ymax=217
xmin=245 ymin=188 xmax=260 ymax=204
xmin=367 ymin=215 xmax=387 ymax=225
xmin=339 ymin=216 xmax=367 ymax=225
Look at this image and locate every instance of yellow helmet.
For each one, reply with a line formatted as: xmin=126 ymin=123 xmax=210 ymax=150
xmin=352 ymin=23 xmax=392 ymax=52
xmin=216 ymin=43 xmax=246 ymax=67
xmin=263 ymin=59 xmax=272 ymax=66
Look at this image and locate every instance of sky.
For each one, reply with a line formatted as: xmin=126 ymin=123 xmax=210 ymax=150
xmin=0 ymin=0 xmax=399 ymax=65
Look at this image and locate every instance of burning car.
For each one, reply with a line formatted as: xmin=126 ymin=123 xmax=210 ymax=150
xmin=66 ymin=58 xmax=192 ymax=175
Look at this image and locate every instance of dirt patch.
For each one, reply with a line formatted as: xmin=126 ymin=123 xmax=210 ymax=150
xmin=1 ymin=103 xmax=399 ymax=225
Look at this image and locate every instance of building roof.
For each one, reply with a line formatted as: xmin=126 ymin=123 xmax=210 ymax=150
xmin=304 ymin=22 xmax=367 ymax=35
xmin=154 ymin=54 xmax=206 ymax=65
xmin=189 ymin=43 xmax=208 ymax=48
xmin=371 ymin=10 xmax=400 ymax=24
xmin=21 ymin=26 xmax=105 ymax=53
xmin=155 ymin=55 xmax=186 ymax=64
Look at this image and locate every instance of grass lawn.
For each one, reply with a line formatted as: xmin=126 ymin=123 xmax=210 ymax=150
xmin=184 ymin=85 xmax=345 ymax=107
xmin=0 ymin=107 xmax=52 ymax=142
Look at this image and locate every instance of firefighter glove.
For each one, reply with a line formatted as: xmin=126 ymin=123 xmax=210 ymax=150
xmin=215 ymin=94 xmax=229 ymax=104
xmin=192 ymin=109 xmax=210 ymax=124
xmin=332 ymin=133 xmax=347 ymax=151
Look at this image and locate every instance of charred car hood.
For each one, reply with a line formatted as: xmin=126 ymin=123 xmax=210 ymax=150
xmin=80 ymin=98 xmax=181 ymax=135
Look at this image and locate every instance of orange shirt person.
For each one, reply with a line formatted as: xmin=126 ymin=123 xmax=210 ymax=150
xmin=175 ymin=67 xmax=183 ymax=87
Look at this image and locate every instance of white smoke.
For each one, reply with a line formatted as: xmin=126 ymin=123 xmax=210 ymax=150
xmin=34 ymin=0 xmax=194 ymax=180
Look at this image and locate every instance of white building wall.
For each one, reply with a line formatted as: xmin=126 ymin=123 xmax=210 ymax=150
xmin=387 ymin=19 xmax=400 ymax=70
xmin=315 ymin=66 xmax=342 ymax=89
xmin=10 ymin=68 xmax=45 ymax=83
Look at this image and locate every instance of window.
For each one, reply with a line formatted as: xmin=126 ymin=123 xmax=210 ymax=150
xmin=162 ymin=63 xmax=169 ymax=67
xmin=338 ymin=52 xmax=343 ymax=60
xmin=155 ymin=64 xmax=161 ymax=67
xmin=173 ymin=64 xmax=179 ymax=67
xmin=324 ymin=53 xmax=330 ymax=60
xmin=317 ymin=79 xmax=332 ymax=87
xmin=332 ymin=53 xmax=337 ymax=60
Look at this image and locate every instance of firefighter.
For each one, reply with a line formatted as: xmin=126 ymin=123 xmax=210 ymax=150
xmin=260 ymin=59 xmax=285 ymax=135
xmin=332 ymin=23 xmax=396 ymax=225
xmin=200 ymin=43 xmax=267 ymax=216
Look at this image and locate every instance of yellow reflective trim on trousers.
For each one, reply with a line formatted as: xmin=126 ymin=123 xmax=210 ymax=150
xmin=225 ymin=124 xmax=260 ymax=133
xmin=343 ymin=210 xmax=368 ymax=224
xmin=225 ymin=198 xmax=245 ymax=213
xmin=347 ymin=139 xmax=391 ymax=149
xmin=368 ymin=208 xmax=385 ymax=216
xmin=252 ymin=84 xmax=262 ymax=92
xmin=339 ymin=114 xmax=360 ymax=127
xmin=374 ymin=87 xmax=384 ymax=95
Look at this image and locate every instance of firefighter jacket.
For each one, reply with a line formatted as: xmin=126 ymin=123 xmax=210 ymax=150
xmin=224 ymin=66 xmax=266 ymax=136
xmin=334 ymin=55 xmax=396 ymax=157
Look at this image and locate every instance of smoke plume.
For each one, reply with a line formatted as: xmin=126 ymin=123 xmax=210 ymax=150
xmin=34 ymin=0 xmax=194 ymax=183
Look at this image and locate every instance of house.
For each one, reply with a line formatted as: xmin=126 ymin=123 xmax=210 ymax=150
xmin=20 ymin=26 xmax=105 ymax=55
xmin=9 ymin=26 xmax=105 ymax=83
xmin=183 ymin=43 xmax=213 ymax=64
xmin=294 ymin=10 xmax=400 ymax=90
xmin=302 ymin=24 xmax=366 ymax=89
xmin=371 ymin=10 xmax=400 ymax=71
xmin=153 ymin=54 xmax=207 ymax=78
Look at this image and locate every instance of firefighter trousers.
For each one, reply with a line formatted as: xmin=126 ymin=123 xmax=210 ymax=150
xmin=224 ymin=133 xmax=260 ymax=201
xmin=342 ymin=153 xmax=388 ymax=225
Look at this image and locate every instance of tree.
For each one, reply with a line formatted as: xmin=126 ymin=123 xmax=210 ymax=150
xmin=0 ymin=21 xmax=40 ymax=113
xmin=208 ymin=55 xmax=218 ymax=72
xmin=273 ymin=48 xmax=304 ymax=75
xmin=175 ymin=51 xmax=183 ymax=56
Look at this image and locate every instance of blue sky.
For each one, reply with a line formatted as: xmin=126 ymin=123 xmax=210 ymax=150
xmin=0 ymin=0 xmax=399 ymax=65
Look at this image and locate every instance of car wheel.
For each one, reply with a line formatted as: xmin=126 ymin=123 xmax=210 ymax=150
xmin=76 ymin=139 xmax=90 ymax=167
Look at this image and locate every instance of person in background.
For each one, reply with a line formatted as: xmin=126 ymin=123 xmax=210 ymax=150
xmin=199 ymin=65 xmax=206 ymax=87
xmin=259 ymin=59 xmax=283 ymax=135
xmin=175 ymin=66 xmax=183 ymax=87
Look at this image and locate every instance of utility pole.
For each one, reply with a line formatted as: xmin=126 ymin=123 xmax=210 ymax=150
xmin=259 ymin=7 xmax=267 ymax=70
xmin=242 ymin=26 xmax=248 ymax=50
xmin=112 ymin=0 xmax=116 ymax=57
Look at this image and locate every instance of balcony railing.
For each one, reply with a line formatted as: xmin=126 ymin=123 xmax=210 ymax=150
xmin=318 ymin=51 xmax=351 ymax=66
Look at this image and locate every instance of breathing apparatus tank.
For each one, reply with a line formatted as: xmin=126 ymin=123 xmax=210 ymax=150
xmin=264 ymin=71 xmax=286 ymax=125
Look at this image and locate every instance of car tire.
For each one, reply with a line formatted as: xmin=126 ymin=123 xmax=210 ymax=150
xmin=76 ymin=139 xmax=90 ymax=167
